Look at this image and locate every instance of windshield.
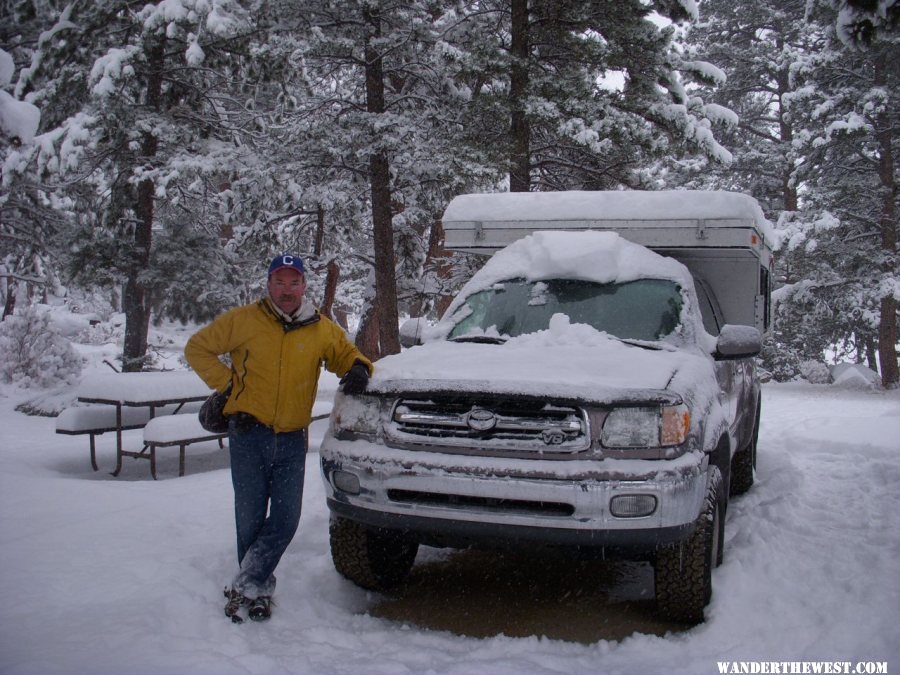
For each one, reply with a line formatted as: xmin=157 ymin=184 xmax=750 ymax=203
xmin=448 ymin=278 xmax=683 ymax=342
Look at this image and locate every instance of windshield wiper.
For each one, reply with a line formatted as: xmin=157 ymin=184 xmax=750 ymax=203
xmin=448 ymin=335 xmax=508 ymax=344
xmin=615 ymin=337 xmax=665 ymax=350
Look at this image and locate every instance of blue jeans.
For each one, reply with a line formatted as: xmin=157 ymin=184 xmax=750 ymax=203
xmin=228 ymin=418 xmax=307 ymax=598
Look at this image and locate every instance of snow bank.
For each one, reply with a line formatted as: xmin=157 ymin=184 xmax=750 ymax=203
xmin=830 ymin=362 xmax=881 ymax=389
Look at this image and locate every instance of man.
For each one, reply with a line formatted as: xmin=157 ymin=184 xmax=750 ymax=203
xmin=185 ymin=253 xmax=372 ymax=623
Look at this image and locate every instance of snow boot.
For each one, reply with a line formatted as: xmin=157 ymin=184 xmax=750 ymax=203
xmin=224 ymin=587 xmax=249 ymax=623
xmin=248 ymin=595 xmax=273 ymax=622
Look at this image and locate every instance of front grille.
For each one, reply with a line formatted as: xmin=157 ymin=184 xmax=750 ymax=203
xmin=385 ymin=395 xmax=590 ymax=456
xmin=388 ymin=489 xmax=575 ymax=517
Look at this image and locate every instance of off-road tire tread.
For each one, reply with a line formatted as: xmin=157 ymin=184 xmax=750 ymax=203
xmin=329 ymin=515 xmax=417 ymax=591
xmin=655 ymin=466 xmax=722 ymax=624
xmin=730 ymin=399 xmax=760 ymax=496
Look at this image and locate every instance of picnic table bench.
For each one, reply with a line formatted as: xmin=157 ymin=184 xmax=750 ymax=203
xmin=55 ymin=402 xmax=197 ymax=471
xmin=142 ymin=414 xmax=226 ymax=478
xmin=56 ymin=371 xmax=221 ymax=479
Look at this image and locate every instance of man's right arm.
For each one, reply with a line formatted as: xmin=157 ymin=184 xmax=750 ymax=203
xmin=184 ymin=315 xmax=234 ymax=393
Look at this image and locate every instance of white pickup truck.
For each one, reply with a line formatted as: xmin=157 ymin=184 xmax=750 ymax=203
xmin=320 ymin=190 xmax=774 ymax=623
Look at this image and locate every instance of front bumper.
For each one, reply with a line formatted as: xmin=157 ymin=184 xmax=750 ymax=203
xmin=320 ymin=436 xmax=709 ymax=552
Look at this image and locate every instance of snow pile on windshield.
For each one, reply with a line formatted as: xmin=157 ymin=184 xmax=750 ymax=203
xmin=430 ymin=230 xmax=698 ymax=343
xmin=513 ymin=312 xmax=676 ymax=350
xmin=448 ymin=230 xmax=690 ymax=301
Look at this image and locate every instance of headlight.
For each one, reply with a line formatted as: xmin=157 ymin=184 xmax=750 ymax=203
xmin=332 ymin=394 xmax=382 ymax=436
xmin=601 ymin=405 xmax=690 ymax=448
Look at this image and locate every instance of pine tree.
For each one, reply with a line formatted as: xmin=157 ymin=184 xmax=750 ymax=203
xmin=825 ymin=0 xmax=899 ymax=46
xmin=447 ymin=0 xmax=736 ymax=192
xmin=673 ymin=0 xmax=821 ymax=379
xmin=8 ymin=1 xmax=263 ymax=369
xmin=674 ymin=0 xmax=812 ymax=211
xmin=243 ymin=0 xmax=487 ymax=358
xmin=0 ymin=3 xmax=73 ymax=318
xmin=786 ymin=2 xmax=898 ymax=386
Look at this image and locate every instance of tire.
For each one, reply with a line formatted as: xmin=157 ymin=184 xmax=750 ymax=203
xmin=329 ymin=515 xmax=418 ymax=591
xmin=655 ymin=466 xmax=723 ymax=624
xmin=730 ymin=397 xmax=760 ymax=496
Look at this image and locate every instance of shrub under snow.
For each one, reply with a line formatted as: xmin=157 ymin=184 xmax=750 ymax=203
xmin=799 ymin=360 xmax=831 ymax=385
xmin=0 ymin=306 xmax=83 ymax=388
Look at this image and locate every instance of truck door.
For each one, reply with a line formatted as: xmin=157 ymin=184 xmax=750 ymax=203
xmin=694 ymin=279 xmax=741 ymax=435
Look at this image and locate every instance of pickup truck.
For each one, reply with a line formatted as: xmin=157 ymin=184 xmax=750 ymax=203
xmin=320 ymin=190 xmax=774 ymax=623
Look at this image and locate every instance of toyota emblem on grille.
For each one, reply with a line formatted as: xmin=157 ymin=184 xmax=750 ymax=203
xmin=465 ymin=407 xmax=497 ymax=432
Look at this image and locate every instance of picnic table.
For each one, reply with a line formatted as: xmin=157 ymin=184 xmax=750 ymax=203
xmin=63 ymin=371 xmax=218 ymax=478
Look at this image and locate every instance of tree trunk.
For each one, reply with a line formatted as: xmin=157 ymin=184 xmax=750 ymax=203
xmin=2 ymin=281 xmax=16 ymax=320
xmin=354 ymin=297 xmax=381 ymax=360
xmin=314 ymin=205 xmax=325 ymax=256
xmin=420 ymin=218 xmax=455 ymax=319
xmin=865 ymin=335 xmax=879 ymax=373
xmin=122 ymin=174 xmax=154 ymax=371
xmin=509 ymin=0 xmax=530 ymax=192
xmin=364 ymin=5 xmax=400 ymax=359
xmin=877 ymin=297 xmax=897 ymax=387
xmin=874 ymin=53 xmax=898 ymax=388
xmin=332 ymin=306 xmax=349 ymax=331
xmin=776 ymin=62 xmax=798 ymax=212
xmin=122 ymin=36 xmax=165 ymax=372
xmin=320 ymin=260 xmax=339 ymax=319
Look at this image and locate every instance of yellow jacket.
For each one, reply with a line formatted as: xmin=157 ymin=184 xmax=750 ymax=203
xmin=185 ymin=299 xmax=372 ymax=433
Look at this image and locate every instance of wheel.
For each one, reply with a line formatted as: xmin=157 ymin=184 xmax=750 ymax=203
xmin=730 ymin=397 xmax=760 ymax=496
xmin=329 ymin=515 xmax=418 ymax=591
xmin=655 ymin=466 xmax=723 ymax=624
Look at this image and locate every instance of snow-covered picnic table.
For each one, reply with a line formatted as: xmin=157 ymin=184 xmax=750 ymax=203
xmin=59 ymin=371 xmax=217 ymax=478
xmin=76 ymin=371 xmax=213 ymax=408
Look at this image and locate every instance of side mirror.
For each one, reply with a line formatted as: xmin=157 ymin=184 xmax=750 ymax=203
xmin=399 ymin=318 xmax=425 ymax=348
xmin=715 ymin=324 xmax=762 ymax=360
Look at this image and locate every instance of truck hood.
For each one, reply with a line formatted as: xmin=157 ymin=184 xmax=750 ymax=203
xmin=370 ymin=321 xmax=715 ymax=404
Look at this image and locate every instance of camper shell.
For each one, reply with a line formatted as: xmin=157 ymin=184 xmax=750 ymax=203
xmin=442 ymin=190 xmax=774 ymax=336
xmin=320 ymin=190 xmax=773 ymax=625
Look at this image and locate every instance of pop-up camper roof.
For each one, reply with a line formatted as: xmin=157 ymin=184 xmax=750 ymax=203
xmin=441 ymin=190 xmax=775 ymax=334
xmin=442 ymin=190 xmax=775 ymax=261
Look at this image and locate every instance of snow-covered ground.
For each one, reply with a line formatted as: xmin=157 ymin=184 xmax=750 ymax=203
xmin=1 ymin=331 xmax=898 ymax=674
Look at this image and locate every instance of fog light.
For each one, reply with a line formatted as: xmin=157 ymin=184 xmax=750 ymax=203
xmin=331 ymin=470 xmax=360 ymax=495
xmin=610 ymin=494 xmax=657 ymax=518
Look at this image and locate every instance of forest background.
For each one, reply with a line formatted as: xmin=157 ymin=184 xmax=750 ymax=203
xmin=1 ymin=0 xmax=897 ymax=387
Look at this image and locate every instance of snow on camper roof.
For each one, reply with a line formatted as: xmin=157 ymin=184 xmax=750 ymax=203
xmin=442 ymin=190 xmax=777 ymax=249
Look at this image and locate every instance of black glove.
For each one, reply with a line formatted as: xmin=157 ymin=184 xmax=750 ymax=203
xmin=340 ymin=361 xmax=370 ymax=395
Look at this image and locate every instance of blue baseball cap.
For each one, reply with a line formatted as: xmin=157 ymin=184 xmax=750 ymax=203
xmin=268 ymin=254 xmax=305 ymax=276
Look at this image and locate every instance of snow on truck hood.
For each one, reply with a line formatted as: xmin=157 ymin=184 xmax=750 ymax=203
xmin=370 ymin=315 xmax=714 ymax=403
